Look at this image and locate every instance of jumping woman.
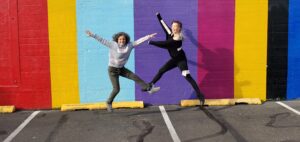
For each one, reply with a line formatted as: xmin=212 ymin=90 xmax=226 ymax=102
xmin=148 ymin=13 xmax=205 ymax=106
xmin=86 ymin=30 xmax=160 ymax=112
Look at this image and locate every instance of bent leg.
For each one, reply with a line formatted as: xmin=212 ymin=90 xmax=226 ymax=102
xmin=120 ymin=67 xmax=150 ymax=91
xmin=150 ymin=58 xmax=177 ymax=84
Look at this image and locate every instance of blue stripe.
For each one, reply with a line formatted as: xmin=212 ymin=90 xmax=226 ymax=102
xmin=287 ymin=0 xmax=300 ymax=99
xmin=76 ymin=0 xmax=135 ymax=103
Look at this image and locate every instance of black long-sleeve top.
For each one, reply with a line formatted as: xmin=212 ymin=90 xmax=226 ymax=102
xmin=149 ymin=13 xmax=186 ymax=59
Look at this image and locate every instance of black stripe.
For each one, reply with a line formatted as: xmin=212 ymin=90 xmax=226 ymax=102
xmin=267 ymin=0 xmax=289 ymax=100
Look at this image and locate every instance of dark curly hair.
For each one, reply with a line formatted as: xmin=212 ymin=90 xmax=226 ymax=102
xmin=112 ymin=32 xmax=130 ymax=45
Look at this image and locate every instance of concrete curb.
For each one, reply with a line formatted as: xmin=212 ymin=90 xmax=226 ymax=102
xmin=0 ymin=106 xmax=15 ymax=113
xmin=181 ymin=98 xmax=262 ymax=107
xmin=61 ymin=101 xmax=144 ymax=111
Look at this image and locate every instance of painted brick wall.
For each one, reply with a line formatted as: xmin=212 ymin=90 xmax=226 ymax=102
xmin=0 ymin=0 xmax=299 ymax=109
xmin=0 ymin=0 xmax=51 ymax=109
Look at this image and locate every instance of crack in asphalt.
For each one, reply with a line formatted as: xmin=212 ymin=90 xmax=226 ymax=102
xmin=266 ymin=112 xmax=300 ymax=128
xmin=127 ymin=119 xmax=154 ymax=142
xmin=185 ymin=107 xmax=247 ymax=142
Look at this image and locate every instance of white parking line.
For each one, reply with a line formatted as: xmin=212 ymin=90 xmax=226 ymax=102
xmin=276 ymin=102 xmax=300 ymax=115
xmin=159 ymin=106 xmax=181 ymax=142
xmin=3 ymin=111 xmax=40 ymax=142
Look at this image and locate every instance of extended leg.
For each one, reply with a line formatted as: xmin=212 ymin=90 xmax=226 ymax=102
xmin=107 ymin=67 xmax=121 ymax=112
xmin=178 ymin=60 xmax=205 ymax=106
xmin=120 ymin=67 xmax=150 ymax=91
xmin=184 ymin=74 xmax=205 ymax=106
xmin=150 ymin=58 xmax=177 ymax=84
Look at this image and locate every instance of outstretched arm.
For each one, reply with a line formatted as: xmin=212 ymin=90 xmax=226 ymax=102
xmin=133 ymin=33 xmax=157 ymax=47
xmin=149 ymin=40 xmax=173 ymax=49
xmin=86 ymin=30 xmax=115 ymax=48
xmin=156 ymin=13 xmax=172 ymax=36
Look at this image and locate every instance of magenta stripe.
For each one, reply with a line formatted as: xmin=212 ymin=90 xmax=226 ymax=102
xmin=198 ymin=0 xmax=235 ymax=99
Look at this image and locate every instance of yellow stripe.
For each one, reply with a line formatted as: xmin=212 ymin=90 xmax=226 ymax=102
xmin=61 ymin=101 xmax=144 ymax=111
xmin=181 ymin=98 xmax=262 ymax=107
xmin=234 ymin=0 xmax=268 ymax=101
xmin=48 ymin=0 xmax=79 ymax=108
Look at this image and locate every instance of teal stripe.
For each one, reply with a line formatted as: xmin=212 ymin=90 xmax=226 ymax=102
xmin=76 ymin=0 xmax=135 ymax=103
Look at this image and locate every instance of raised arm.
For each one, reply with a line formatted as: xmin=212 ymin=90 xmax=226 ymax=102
xmin=156 ymin=13 xmax=172 ymax=36
xmin=86 ymin=30 xmax=116 ymax=48
xmin=132 ymin=33 xmax=157 ymax=47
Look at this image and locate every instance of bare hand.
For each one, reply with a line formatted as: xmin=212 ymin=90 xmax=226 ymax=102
xmin=149 ymin=33 xmax=157 ymax=38
xmin=85 ymin=30 xmax=93 ymax=37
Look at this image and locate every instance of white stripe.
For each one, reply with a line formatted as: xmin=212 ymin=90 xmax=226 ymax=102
xmin=276 ymin=102 xmax=300 ymax=115
xmin=181 ymin=70 xmax=190 ymax=77
xmin=4 ymin=111 xmax=40 ymax=142
xmin=159 ymin=106 xmax=181 ymax=142
xmin=160 ymin=20 xmax=172 ymax=35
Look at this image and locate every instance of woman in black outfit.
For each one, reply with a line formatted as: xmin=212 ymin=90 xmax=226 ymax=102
xmin=148 ymin=13 xmax=205 ymax=106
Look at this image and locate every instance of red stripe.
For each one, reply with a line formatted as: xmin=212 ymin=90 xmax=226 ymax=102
xmin=0 ymin=0 xmax=20 ymax=87
xmin=0 ymin=0 xmax=51 ymax=109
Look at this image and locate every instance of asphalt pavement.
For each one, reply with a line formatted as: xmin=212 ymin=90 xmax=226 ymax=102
xmin=0 ymin=100 xmax=299 ymax=142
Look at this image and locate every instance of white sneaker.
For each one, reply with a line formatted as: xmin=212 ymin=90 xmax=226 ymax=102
xmin=148 ymin=86 xmax=160 ymax=94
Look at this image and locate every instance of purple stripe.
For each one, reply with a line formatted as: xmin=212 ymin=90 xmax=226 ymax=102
xmin=134 ymin=0 xmax=198 ymax=105
xmin=198 ymin=0 xmax=235 ymax=99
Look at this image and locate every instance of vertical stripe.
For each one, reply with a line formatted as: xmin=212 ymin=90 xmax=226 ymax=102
xmin=135 ymin=0 xmax=198 ymax=105
xmin=267 ymin=0 xmax=289 ymax=100
xmin=0 ymin=0 xmax=20 ymax=87
xmin=76 ymin=0 xmax=135 ymax=103
xmin=0 ymin=0 xmax=19 ymax=106
xmin=0 ymin=0 xmax=52 ymax=109
xmin=17 ymin=0 xmax=52 ymax=109
xmin=198 ymin=0 xmax=235 ymax=99
xmin=287 ymin=0 xmax=300 ymax=99
xmin=234 ymin=0 xmax=268 ymax=100
xmin=48 ymin=0 xmax=79 ymax=108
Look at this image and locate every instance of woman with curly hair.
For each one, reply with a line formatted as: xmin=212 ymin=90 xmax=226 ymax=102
xmin=86 ymin=30 xmax=159 ymax=112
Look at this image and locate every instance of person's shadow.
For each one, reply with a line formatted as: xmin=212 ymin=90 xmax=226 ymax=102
xmin=184 ymin=29 xmax=250 ymax=99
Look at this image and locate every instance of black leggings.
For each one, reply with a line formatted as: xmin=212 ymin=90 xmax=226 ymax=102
xmin=150 ymin=58 xmax=205 ymax=100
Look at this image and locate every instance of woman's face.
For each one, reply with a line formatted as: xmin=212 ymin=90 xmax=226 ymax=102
xmin=117 ymin=35 xmax=126 ymax=46
xmin=171 ymin=23 xmax=181 ymax=34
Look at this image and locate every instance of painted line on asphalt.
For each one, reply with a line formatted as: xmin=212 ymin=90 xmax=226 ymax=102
xmin=3 ymin=111 xmax=40 ymax=142
xmin=159 ymin=106 xmax=181 ymax=142
xmin=276 ymin=102 xmax=300 ymax=115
